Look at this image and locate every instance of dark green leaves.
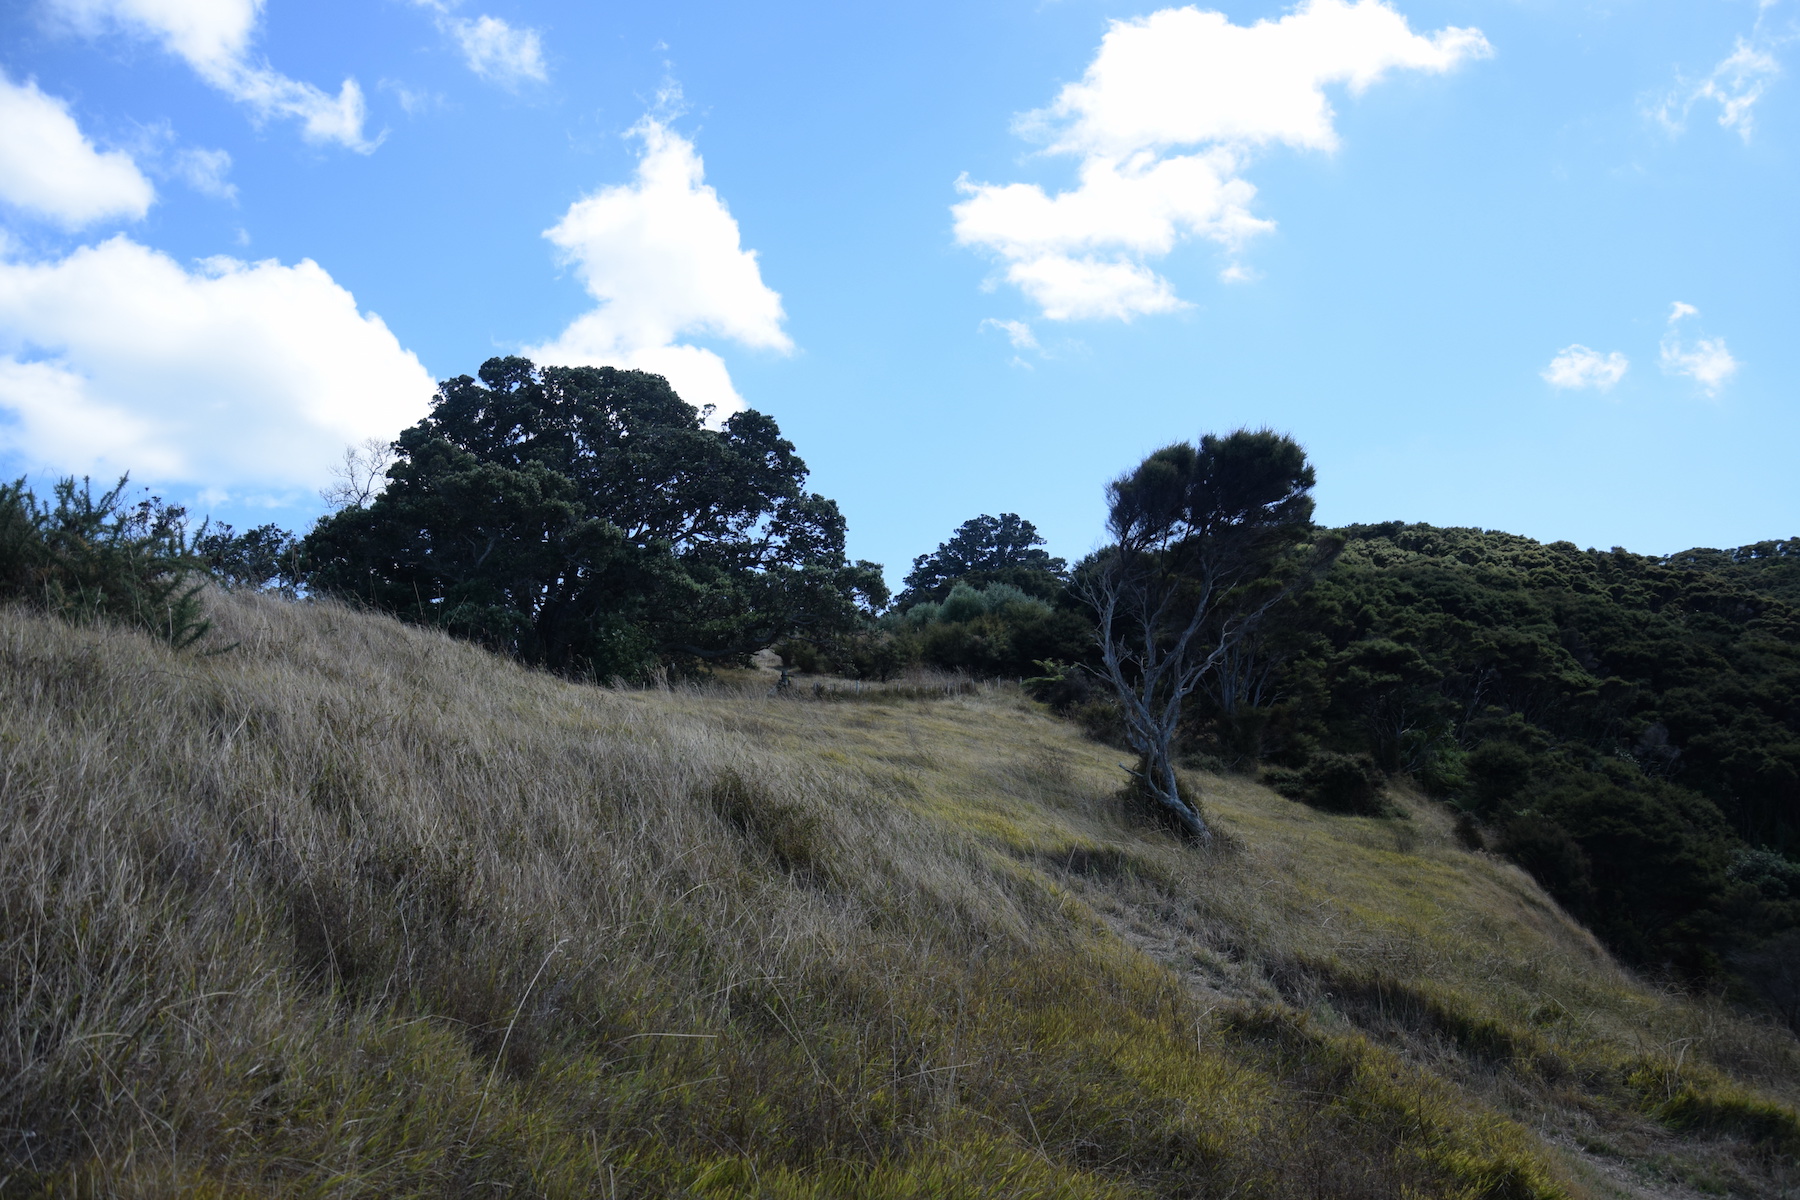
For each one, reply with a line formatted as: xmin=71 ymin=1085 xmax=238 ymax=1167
xmin=0 ymin=475 xmax=210 ymax=649
xmin=302 ymin=358 xmax=881 ymax=678
xmin=899 ymin=512 xmax=1067 ymax=607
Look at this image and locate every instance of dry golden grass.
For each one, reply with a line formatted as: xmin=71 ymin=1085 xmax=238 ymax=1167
xmin=1 ymin=590 xmax=1795 ymax=1198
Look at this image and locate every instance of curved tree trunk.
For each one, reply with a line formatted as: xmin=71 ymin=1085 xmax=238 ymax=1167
xmin=1127 ymin=747 xmax=1212 ymax=845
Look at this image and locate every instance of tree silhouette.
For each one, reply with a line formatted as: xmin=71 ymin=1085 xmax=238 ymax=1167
xmin=1080 ymin=430 xmax=1335 ymax=843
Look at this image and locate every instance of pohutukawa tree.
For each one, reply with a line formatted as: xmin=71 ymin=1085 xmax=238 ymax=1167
xmin=897 ymin=512 xmax=1068 ymax=607
xmin=1079 ymin=429 xmax=1337 ymax=844
xmin=302 ymin=357 xmax=886 ymax=679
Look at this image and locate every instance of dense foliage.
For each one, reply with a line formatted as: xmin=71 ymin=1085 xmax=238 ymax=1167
xmin=195 ymin=521 xmax=301 ymax=593
xmin=885 ymin=580 xmax=1091 ymax=678
xmin=783 ymin=513 xmax=1089 ymax=681
xmin=0 ymin=475 xmax=209 ymax=648
xmin=897 ymin=512 xmax=1067 ymax=606
xmin=1181 ymin=523 xmax=1800 ymax=982
xmin=303 ymin=357 xmax=885 ymax=679
xmin=1670 ymin=538 xmax=1800 ymax=606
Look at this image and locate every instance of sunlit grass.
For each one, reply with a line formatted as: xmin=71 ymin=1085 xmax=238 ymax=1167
xmin=1 ymin=591 xmax=1794 ymax=1197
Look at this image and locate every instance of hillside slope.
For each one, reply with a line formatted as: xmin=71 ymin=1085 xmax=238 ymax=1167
xmin=2 ymin=593 xmax=1796 ymax=1198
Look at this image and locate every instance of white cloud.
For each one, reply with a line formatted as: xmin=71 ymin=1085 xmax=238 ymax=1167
xmin=408 ymin=1 xmax=548 ymax=87
xmin=1542 ymin=345 xmax=1628 ymax=392
xmin=953 ymin=0 xmax=1490 ymax=321
xmin=1659 ymin=301 xmax=1739 ymax=395
xmin=49 ymin=0 xmax=376 ymax=151
xmin=528 ymin=115 xmax=790 ymax=417
xmin=0 ymin=70 xmax=154 ymax=227
xmin=172 ymin=146 xmax=236 ymax=200
xmin=0 ymin=237 xmax=435 ymax=494
xmin=1661 ymin=338 xmax=1739 ymax=393
xmin=1656 ymin=2 xmax=1787 ymax=142
xmin=447 ymin=15 xmax=547 ymax=86
xmin=980 ymin=318 xmax=1038 ymax=350
xmin=1661 ymin=41 xmax=1782 ymax=139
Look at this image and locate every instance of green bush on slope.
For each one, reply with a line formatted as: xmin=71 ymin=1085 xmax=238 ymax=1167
xmin=0 ymin=474 xmax=209 ymax=648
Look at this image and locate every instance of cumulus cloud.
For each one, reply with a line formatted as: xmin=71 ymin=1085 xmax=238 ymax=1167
xmin=0 ymin=237 xmax=435 ymax=495
xmin=49 ymin=0 xmax=376 ymax=151
xmin=410 ymin=1 xmax=548 ymax=87
xmin=1542 ymin=345 xmax=1629 ymax=392
xmin=528 ymin=116 xmax=790 ymax=416
xmin=0 ymin=69 xmax=154 ymax=227
xmin=1659 ymin=301 xmax=1739 ymax=395
xmin=953 ymin=0 xmax=1490 ymax=321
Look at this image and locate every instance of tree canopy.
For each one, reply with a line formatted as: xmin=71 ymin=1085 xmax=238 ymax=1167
xmin=303 ymin=357 xmax=885 ymax=678
xmin=1189 ymin=521 xmax=1800 ymax=979
xmin=898 ymin=512 xmax=1067 ymax=607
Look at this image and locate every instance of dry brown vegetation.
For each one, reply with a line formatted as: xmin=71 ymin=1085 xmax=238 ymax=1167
xmin=2 ymin=590 xmax=1797 ymax=1198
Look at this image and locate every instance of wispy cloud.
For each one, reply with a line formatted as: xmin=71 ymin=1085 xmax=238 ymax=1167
xmin=48 ymin=0 xmax=376 ymax=151
xmin=173 ymin=147 xmax=236 ymax=201
xmin=980 ymin=318 xmax=1039 ymax=350
xmin=1659 ymin=302 xmax=1739 ymax=395
xmin=952 ymin=0 xmax=1490 ymax=322
xmin=411 ymin=1 xmax=548 ymax=87
xmin=1655 ymin=4 xmax=1788 ymax=141
xmin=1543 ymin=345 xmax=1629 ymax=392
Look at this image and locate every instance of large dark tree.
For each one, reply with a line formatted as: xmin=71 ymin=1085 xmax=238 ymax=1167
xmin=899 ymin=512 xmax=1067 ymax=607
xmin=1081 ymin=430 xmax=1335 ymax=843
xmin=303 ymin=358 xmax=885 ymax=678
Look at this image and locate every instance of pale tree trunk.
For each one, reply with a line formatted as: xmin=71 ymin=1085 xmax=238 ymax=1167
xmin=1081 ymin=545 xmax=1316 ymax=846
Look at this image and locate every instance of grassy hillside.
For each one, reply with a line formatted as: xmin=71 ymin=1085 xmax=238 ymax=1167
xmin=3 ymin=592 xmax=1797 ymax=1198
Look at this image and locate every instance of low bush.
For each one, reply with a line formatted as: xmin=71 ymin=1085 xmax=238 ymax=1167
xmin=0 ymin=474 xmax=209 ymax=648
xmin=1264 ymin=751 xmax=1388 ymax=815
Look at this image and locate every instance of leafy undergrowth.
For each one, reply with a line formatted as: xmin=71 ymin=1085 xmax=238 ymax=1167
xmin=2 ymin=593 xmax=1796 ymax=1198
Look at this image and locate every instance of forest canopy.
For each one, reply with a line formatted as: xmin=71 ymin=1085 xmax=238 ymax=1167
xmin=302 ymin=357 xmax=885 ymax=679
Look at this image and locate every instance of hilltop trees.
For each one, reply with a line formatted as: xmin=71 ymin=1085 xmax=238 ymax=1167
xmin=1233 ymin=522 xmax=1800 ymax=979
xmin=303 ymin=357 xmax=885 ymax=678
xmin=898 ymin=512 xmax=1067 ymax=606
xmin=1083 ymin=430 xmax=1336 ymax=843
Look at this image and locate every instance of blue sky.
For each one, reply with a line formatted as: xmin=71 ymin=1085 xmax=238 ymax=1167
xmin=0 ymin=0 xmax=1794 ymax=583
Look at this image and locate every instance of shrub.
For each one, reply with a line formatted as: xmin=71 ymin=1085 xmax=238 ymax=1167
xmin=1465 ymin=741 xmax=1534 ymax=816
xmin=1265 ymin=751 xmax=1388 ymax=815
xmin=0 ymin=475 xmax=209 ymax=648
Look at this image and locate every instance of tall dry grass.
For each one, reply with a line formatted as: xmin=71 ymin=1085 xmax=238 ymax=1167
xmin=1 ymin=590 xmax=1794 ymax=1198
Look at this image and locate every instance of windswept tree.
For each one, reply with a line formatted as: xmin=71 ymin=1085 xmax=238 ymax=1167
xmin=303 ymin=357 xmax=886 ymax=678
xmin=1080 ymin=430 xmax=1336 ymax=843
xmin=898 ymin=512 xmax=1068 ymax=607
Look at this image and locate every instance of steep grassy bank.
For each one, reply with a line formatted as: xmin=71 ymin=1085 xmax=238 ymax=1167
xmin=2 ymin=593 xmax=1796 ymax=1198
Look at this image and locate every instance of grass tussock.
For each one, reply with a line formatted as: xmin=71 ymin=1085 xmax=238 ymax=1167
xmin=2 ymin=592 xmax=1796 ymax=1198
